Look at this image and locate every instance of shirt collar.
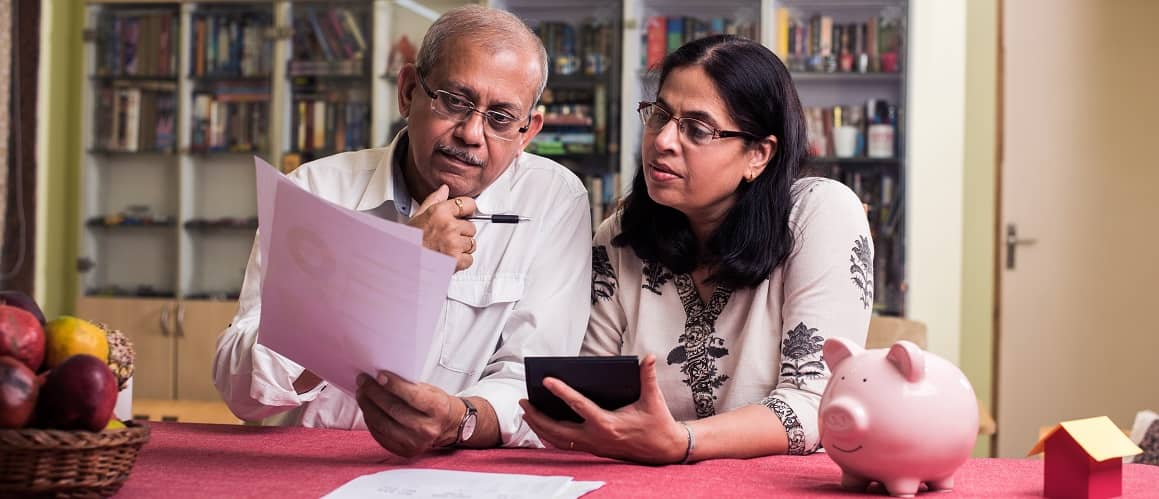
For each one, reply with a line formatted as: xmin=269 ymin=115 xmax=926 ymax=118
xmin=353 ymin=127 xmax=517 ymax=216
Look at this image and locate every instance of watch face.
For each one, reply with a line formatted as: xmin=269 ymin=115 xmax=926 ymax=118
xmin=461 ymin=413 xmax=478 ymax=442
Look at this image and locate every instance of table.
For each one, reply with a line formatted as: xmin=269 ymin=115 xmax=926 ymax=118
xmin=117 ymin=422 xmax=1159 ymax=498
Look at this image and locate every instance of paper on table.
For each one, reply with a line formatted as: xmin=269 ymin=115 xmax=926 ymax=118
xmin=253 ymin=157 xmax=455 ymax=394
xmin=322 ymin=469 xmax=604 ymax=499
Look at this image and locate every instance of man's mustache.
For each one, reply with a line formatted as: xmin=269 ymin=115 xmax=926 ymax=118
xmin=435 ymin=143 xmax=485 ymax=167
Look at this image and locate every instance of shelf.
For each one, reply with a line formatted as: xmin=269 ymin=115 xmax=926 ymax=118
xmin=806 ymin=156 xmax=901 ymax=166
xmin=185 ymin=148 xmax=266 ymax=157
xmin=85 ymin=287 xmax=176 ymax=299
xmin=90 ymin=74 xmax=179 ymax=83
xmin=88 ymin=148 xmax=177 ymax=156
xmin=547 ymin=73 xmax=612 ymax=89
xmin=790 ymin=71 xmax=902 ymax=83
xmin=184 ymin=219 xmax=258 ymax=231
xmin=189 ymin=74 xmax=273 ymax=82
xmin=776 ymin=0 xmax=906 ymax=9
xmin=288 ymin=72 xmax=367 ymax=80
xmin=183 ymin=292 xmax=242 ymax=301
xmin=87 ymin=218 xmax=177 ymax=228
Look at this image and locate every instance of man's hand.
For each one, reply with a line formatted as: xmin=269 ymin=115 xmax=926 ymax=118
xmin=408 ymin=184 xmax=478 ymax=271
xmin=355 ymin=371 xmax=464 ymax=457
xmin=519 ymin=355 xmax=688 ymax=465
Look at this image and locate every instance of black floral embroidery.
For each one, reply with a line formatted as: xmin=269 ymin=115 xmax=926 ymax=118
xmin=779 ymin=322 xmax=827 ymax=389
xmin=667 ymin=274 xmax=732 ymax=418
xmin=591 ymin=246 xmax=617 ymax=304
xmin=1137 ymin=419 xmax=1159 ymax=466
xmin=762 ymin=397 xmax=810 ymax=455
xmin=641 ymin=260 xmax=674 ymax=295
xmin=850 ymin=235 xmax=874 ymax=309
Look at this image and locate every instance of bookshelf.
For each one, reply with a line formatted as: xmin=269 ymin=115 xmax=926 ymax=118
xmin=774 ymin=0 xmax=908 ymax=315
xmin=494 ymin=0 xmax=623 ymax=229
xmin=619 ymin=0 xmax=908 ymax=315
xmin=74 ymin=0 xmax=910 ymax=397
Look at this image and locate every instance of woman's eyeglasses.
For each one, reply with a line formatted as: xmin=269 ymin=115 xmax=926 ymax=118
xmin=637 ymin=101 xmax=756 ymax=146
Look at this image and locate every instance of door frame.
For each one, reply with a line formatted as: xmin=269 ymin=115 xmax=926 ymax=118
xmin=989 ymin=0 xmax=1005 ymax=458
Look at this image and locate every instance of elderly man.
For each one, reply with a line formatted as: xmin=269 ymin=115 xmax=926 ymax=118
xmin=214 ymin=6 xmax=592 ymax=456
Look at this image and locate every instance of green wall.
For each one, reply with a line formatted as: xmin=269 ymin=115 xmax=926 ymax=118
xmin=37 ymin=0 xmax=84 ymax=318
xmin=962 ymin=0 xmax=998 ymax=457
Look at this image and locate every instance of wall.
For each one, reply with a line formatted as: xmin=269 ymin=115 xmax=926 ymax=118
xmin=961 ymin=0 xmax=998 ymax=458
xmin=906 ymin=0 xmax=966 ymax=364
xmin=34 ymin=0 xmax=83 ymax=317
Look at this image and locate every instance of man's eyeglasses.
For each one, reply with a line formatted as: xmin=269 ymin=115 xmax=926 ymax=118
xmin=417 ymin=70 xmax=531 ymax=142
xmin=637 ymin=101 xmax=756 ymax=146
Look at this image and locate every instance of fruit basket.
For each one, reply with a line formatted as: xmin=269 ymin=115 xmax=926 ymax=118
xmin=0 ymin=420 xmax=150 ymax=498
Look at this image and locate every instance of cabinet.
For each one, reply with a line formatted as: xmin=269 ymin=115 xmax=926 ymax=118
xmin=75 ymin=296 xmax=234 ymax=401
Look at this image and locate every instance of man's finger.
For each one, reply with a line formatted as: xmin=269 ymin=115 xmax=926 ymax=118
xmin=542 ymin=376 xmax=605 ymax=423
xmin=456 ymin=253 xmax=474 ymax=271
xmin=358 ymin=374 xmax=414 ymax=415
xmin=358 ymin=392 xmax=425 ymax=457
xmin=378 ymin=371 xmax=446 ymax=416
xmin=450 ymin=196 xmax=477 ymax=219
xmin=414 ymin=184 xmax=450 ymax=217
xmin=456 ymin=219 xmax=477 ymax=237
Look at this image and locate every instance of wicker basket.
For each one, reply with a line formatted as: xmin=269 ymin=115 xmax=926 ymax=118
xmin=0 ymin=421 xmax=150 ymax=498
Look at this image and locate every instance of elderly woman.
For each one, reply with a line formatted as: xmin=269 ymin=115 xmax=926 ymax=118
xmin=521 ymin=35 xmax=872 ymax=464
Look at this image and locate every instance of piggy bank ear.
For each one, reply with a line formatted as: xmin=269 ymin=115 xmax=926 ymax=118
xmin=886 ymin=340 xmax=926 ymax=383
xmin=822 ymin=337 xmax=863 ymax=371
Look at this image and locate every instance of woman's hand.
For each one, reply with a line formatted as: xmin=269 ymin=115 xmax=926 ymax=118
xmin=519 ymin=355 xmax=688 ymax=465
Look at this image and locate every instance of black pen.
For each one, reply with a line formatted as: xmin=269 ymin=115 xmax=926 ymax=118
xmin=467 ymin=214 xmax=532 ymax=224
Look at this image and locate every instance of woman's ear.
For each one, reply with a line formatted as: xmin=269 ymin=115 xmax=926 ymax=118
xmin=746 ymin=135 xmax=777 ymax=181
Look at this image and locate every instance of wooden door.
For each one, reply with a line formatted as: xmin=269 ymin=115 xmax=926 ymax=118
xmin=998 ymin=0 xmax=1159 ymax=457
xmin=75 ymin=297 xmax=176 ymax=399
xmin=175 ymin=300 xmax=239 ymax=401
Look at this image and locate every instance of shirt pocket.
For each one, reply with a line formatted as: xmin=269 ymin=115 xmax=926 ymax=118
xmin=438 ymin=275 xmax=525 ymax=375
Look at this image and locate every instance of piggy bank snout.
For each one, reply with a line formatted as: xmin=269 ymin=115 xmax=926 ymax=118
xmin=822 ymin=397 xmax=869 ymax=437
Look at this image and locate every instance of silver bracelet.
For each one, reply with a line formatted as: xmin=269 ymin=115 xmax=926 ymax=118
xmin=680 ymin=422 xmax=695 ymax=464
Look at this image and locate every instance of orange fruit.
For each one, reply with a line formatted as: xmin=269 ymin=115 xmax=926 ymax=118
xmin=44 ymin=316 xmax=108 ymax=368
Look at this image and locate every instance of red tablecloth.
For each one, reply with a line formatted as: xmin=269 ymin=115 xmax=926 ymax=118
xmin=116 ymin=422 xmax=1159 ymax=498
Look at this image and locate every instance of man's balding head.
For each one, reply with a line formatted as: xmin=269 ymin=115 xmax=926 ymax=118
xmin=416 ymin=5 xmax=549 ymax=104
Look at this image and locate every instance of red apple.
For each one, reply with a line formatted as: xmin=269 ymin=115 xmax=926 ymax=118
xmin=0 ymin=304 xmax=45 ymax=371
xmin=35 ymin=354 xmax=117 ymax=431
xmin=0 ymin=291 xmax=46 ymax=325
xmin=0 ymin=355 xmax=38 ymax=428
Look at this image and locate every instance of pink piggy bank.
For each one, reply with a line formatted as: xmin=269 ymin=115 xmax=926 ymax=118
xmin=819 ymin=338 xmax=978 ymax=497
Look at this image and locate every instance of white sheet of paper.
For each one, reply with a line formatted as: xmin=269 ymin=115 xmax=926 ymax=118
xmin=253 ymin=157 xmax=455 ymax=393
xmin=254 ymin=158 xmax=419 ymax=273
xmin=321 ymin=469 xmax=604 ymax=499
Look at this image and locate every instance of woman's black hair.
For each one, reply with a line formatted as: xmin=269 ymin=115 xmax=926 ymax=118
xmin=612 ymin=34 xmax=807 ymax=289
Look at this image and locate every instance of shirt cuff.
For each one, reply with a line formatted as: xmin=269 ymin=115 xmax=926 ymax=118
xmin=250 ymin=343 xmax=327 ymax=407
xmin=760 ymin=393 xmax=822 ymax=455
xmin=457 ymin=378 xmax=542 ymax=448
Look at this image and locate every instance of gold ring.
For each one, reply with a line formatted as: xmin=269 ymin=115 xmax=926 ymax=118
xmin=569 ymin=441 xmax=575 ymax=450
xmin=453 ymin=198 xmax=464 ymax=216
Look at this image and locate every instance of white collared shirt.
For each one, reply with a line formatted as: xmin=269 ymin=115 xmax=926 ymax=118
xmin=214 ymin=131 xmax=592 ymax=447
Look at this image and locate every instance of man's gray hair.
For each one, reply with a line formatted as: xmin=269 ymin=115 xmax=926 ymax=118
xmin=416 ymin=5 xmax=550 ymax=110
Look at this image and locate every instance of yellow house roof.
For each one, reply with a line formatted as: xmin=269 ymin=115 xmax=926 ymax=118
xmin=1028 ymin=416 xmax=1143 ymax=462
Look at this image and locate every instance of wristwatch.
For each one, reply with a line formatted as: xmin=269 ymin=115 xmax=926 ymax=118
xmin=453 ymin=397 xmax=478 ymax=445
